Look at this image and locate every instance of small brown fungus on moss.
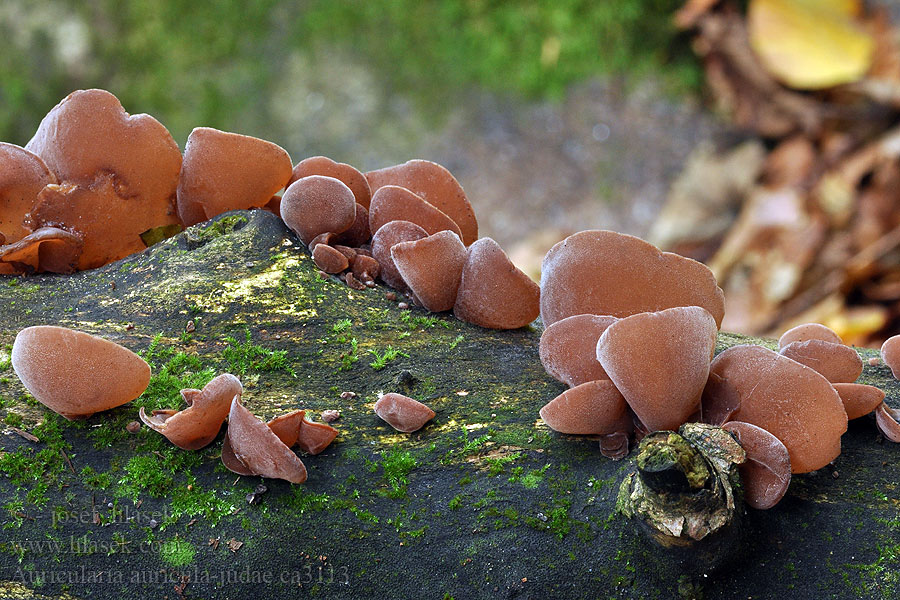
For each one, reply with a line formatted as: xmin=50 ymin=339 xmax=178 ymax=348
xmin=139 ymin=373 xmax=242 ymax=450
xmin=365 ymin=159 xmax=478 ymax=245
xmin=225 ymin=398 xmax=308 ymax=484
xmin=296 ymin=417 xmax=339 ymax=455
xmin=832 ymin=383 xmax=885 ymax=420
xmin=374 ymin=393 xmax=435 ymax=433
xmin=312 ymin=244 xmax=349 ymax=274
xmin=596 ymin=306 xmax=717 ymax=432
xmin=880 ymin=334 xmax=900 ymax=378
xmin=369 ymin=185 xmax=462 ymax=239
xmin=371 ymin=220 xmax=428 ymax=292
xmin=778 ymin=339 xmax=863 ymax=383
xmin=540 ymin=230 xmax=725 ymax=328
xmin=280 ymin=175 xmax=356 ymax=246
xmin=0 ymin=227 xmax=83 ymax=274
xmin=777 ymin=322 xmax=843 ymax=348
xmin=177 ymin=127 xmax=293 ymax=225
xmin=722 ymin=421 xmax=791 ymax=510
xmin=538 ymin=380 xmax=631 ymax=436
xmin=452 ymin=237 xmax=540 ymax=329
xmin=390 ymin=230 xmax=467 ymax=312
xmin=539 ymin=314 xmax=618 ymax=387
xmin=351 ymin=254 xmax=380 ymax=282
xmin=11 ymin=325 xmax=150 ymax=420
xmin=875 ymin=402 xmax=900 ymax=442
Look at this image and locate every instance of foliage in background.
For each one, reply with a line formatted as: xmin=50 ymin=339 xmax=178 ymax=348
xmin=0 ymin=0 xmax=697 ymax=147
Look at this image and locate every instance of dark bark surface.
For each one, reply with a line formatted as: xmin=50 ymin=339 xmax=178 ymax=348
xmin=0 ymin=210 xmax=897 ymax=600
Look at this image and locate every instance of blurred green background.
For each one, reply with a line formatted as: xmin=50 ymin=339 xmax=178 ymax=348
xmin=0 ymin=0 xmax=709 ymax=265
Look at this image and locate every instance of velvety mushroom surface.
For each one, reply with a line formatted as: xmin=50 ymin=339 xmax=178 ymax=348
xmin=708 ymin=345 xmax=848 ymax=473
xmin=391 ymin=230 xmax=467 ymax=312
xmin=312 ymin=244 xmax=350 ymax=274
xmin=11 ymin=325 xmax=150 ymax=419
xmin=177 ymin=127 xmax=293 ymax=225
xmin=25 ymin=89 xmax=183 ymax=270
xmin=365 ymin=159 xmax=478 ymax=246
xmin=832 ymin=383 xmax=885 ymax=420
xmin=369 ymin=185 xmax=462 ymax=239
xmin=881 ymin=334 xmax=900 ymax=379
xmin=374 ymin=393 xmax=435 ymax=433
xmin=289 ymin=156 xmax=371 ymax=209
xmin=280 ymin=175 xmax=357 ymax=246
xmin=778 ymin=322 xmax=843 ymax=348
xmin=453 ymin=237 xmax=540 ymax=329
xmin=539 ymin=230 xmax=726 ymax=328
xmin=539 ymin=380 xmax=630 ymax=435
xmin=0 ymin=227 xmax=83 ymax=275
xmin=226 ymin=398 xmax=308 ymax=483
xmin=139 ymin=373 xmax=242 ymax=450
xmin=0 ymin=142 xmax=57 ymax=244
xmin=539 ymin=314 xmax=618 ymax=387
xmin=596 ymin=306 xmax=718 ymax=432
xmin=371 ymin=220 xmax=428 ymax=292
xmin=778 ymin=339 xmax=863 ymax=383
xmin=722 ymin=421 xmax=792 ymax=510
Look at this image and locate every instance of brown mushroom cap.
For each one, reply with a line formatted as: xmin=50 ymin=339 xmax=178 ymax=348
xmin=539 ymin=314 xmax=618 ymax=387
xmin=539 ymin=379 xmax=631 ymax=435
xmin=778 ymin=339 xmax=863 ymax=383
xmin=0 ymin=227 xmax=83 ymax=275
xmin=290 ymin=156 xmax=371 ymax=209
xmin=296 ymin=417 xmax=339 ymax=455
xmin=177 ymin=127 xmax=293 ymax=225
xmin=280 ymin=175 xmax=357 ymax=246
xmin=351 ymin=254 xmax=381 ymax=282
xmin=453 ymin=237 xmax=540 ymax=329
xmin=139 ymin=373 xmax=242 ymax=450
xmin=222 ymin=409 xmax=306 ymax=476
xmin=369 ymin=185 xmax=463 ymax=239
xmin=778 ymin=322 xmax=842 ymax=349
xmin=875 ymin=402 xmax=900 ymax=442
xmin=596 ymin=306 xmax=718 ymax=432
xmin=540 ymin=230 xmax=725 ymax=328
xmin=371 ymin=220 xmax=428 ymax=292
xmin=333 ymin=203 xmax=371 ymax=247
xmin=832 ymin=383 xmax=885 ymax=420
xmin=226 ymin=397 xmax=308 ymax=483
xmin=722 ymin=421 xmax=791 ymax=510
xmin=0 ymin=142 xmax=57 ymax=244
xmin=374 ymin=393 xmax=435 ymax=433
xmin=708 ymin=345 xmax=848 ymax=473
xmin=25 ymin=90 xmax=182 ymax=269
xmin=701 ymin=372 xmax=741 ymax=426
xmin=11 ymin=325 xmax=150 ymax=419
xmin=881 ymin=334 xmax=900 ymax=379
xmin=312 ymin=244 xmax=349 ymax=274
xmin=365 ymin=159 xmax=478 ymax=246
xmin=391 ymin=230 xmax=467 ymax=312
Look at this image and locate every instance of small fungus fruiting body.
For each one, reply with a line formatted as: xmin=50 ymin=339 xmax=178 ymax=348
xmin=333 ymin=204 xmax=371 ymax=247
xmin=539 ymin=380 xmax=631 ymax=436
xmin=312 ymin=244 xmax=350 ymax=274
xmin=777 ymin=322 xmax=843 ymax=348
xmin=596 ymin=306 xmax=718 ymax=432
xmin=778 ymin=339 xmax=863 ymax=383
xmin=374 ymin=393 xmax=435 ymax=433
xmin=0 ymin=142 xmax=57 ymax=245
xmin=289 ymin=156 xmax=372 ymax=209
xmin=875 ymin=402 xmax=900 ymax=442
xmin=371 ymin=220 xmax=428 ymax=292
xmin=369 ymin=185 xmax=463 ymax=239
xmin=226 ymin=398 xmax=308 ymax=484
xmin=453 ymin=237 xmax=540 ymax=329
xmin=365 ymin=159 xmax=478 ymax=246
xmin=176 ymin=127 xmax=293 ymax=225
xmin=280 ymin=175 xmax=357 ymax=246
xmin=0 ymin=227 xmax=83 ymax=275
xmin=391 ymin=230 xmax=467 ymax=312
xmin=707 ymin=345 xmax=847 ymax=473
xmin=139 ymin=373 xmax=242 ymax=450
xmin=539 ymin=314 xmax=618 ymax=387
xmin=296 ymin=418 xmax=339 ymax=455
xmin=881 ymin=334 xmax=900 ymax=378
xmin=539 ymin=230 xmax=725 ymax=328
xmin=832 ymin=383 xmax=885 ymax=420
xmin=11 ymin=325 xmax=151 ymax=419
xmin=722 ymin=421 xmax=791 ymax=510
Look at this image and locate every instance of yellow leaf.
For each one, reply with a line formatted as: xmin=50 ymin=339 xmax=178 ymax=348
xmin=748 ymin=0 xmax=874 ymax=89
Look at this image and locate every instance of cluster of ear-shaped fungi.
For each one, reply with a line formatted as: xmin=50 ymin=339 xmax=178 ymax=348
xmin=537 ymin=230 xmax=894 ymax=510
xmin=11 ymin=326 xmax=337 ymax=483
xmin=0 ymin=89 xmax=539 ymax=330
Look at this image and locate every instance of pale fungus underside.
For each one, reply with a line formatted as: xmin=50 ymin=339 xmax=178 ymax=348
xmin=0 ymin=210 xmax=896 ymax=600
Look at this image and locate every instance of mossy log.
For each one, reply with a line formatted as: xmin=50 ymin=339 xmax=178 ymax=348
xmin=0 ymin=210 xmax=898 ymax=600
